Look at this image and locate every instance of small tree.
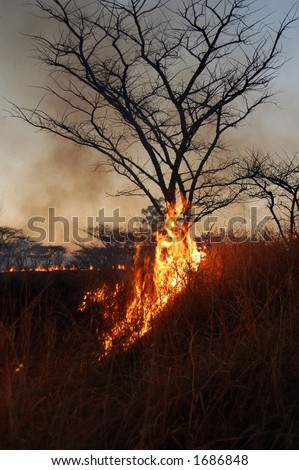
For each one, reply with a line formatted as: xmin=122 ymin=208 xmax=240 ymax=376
xmin=242 ymin=151 xmax=299 ymax=242
xmin=35 ymin=244 xmax=67 ymax=268
xmin=11 ymin=0 xmax=297 ymax=222
xmin=75 ymin=222 xmax=138 ymax=268
xmin=12 ymin=238 xmax=37 ymax=270
xmin=0 ymin=227 xmax=23 ymax=270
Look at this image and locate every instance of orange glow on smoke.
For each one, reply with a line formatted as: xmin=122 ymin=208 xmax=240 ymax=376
xmin=79 ymin=196 xmax=205 ymax=357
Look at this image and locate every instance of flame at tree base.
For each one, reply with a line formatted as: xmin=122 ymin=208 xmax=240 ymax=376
xmin=79 ymin=200 xmax=205 ymax=357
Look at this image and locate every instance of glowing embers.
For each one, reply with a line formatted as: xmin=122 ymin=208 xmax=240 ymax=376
xmin=15 ymin=363 xmax=24 ymax=374
xmin=79 ymin=198 xmax=205 ymax=357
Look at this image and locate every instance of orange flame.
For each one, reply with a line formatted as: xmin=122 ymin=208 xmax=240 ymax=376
xmin=117 ymin=264 xmax=126 ymax=270
xmin=79 ymin=197 xmax=205 ymax=357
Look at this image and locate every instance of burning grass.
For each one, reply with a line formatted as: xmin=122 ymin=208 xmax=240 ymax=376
xmin=1 ymin=240 xmax=299 ymax=449
xmin=79 ymin=201 xmax=206 ymax=357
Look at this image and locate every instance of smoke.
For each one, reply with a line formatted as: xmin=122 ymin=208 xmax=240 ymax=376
xmin=0 ymin=192 xmax=3 ymax=218
xmin=228 ymin=100 xmax=299 ymax=156
xmin=17 ymin=137 xmax=138 ymax=246
xmin=19 ymin=139 xmax=111 ymax=217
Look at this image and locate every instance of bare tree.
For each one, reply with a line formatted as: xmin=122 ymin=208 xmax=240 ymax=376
xmin=0 ymin=226 xmax=22 ymax=249
xmin=34 ymin=244 xmax=67 ymax=268
xmin=242 ymin=151 xmax=299 ymax=242
xmin=75 ymin=221 xmax=140 ymax=268
xmin=0 ymin=227 xmax=23 ymax=270
xmin=10 ymin=0 xmax=297 ymax=223
xmin=73 ymin=243 xmax=133 ymax=269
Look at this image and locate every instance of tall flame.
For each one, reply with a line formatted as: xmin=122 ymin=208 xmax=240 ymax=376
xmin=79 ymin=197 xmax=205 ymax=356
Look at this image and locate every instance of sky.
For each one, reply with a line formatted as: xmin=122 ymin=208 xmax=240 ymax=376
xmin=0 ymin=0 xmax=299 ymax=247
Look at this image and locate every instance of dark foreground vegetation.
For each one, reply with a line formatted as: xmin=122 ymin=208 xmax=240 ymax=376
xmin=1 ymin=241 xmax=299 ymax=449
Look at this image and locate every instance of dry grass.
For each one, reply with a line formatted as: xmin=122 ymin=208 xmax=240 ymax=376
xmin=1 ymin=240 xmax=299 ymax=449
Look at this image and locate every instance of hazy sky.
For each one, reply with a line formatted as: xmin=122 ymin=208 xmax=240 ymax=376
xmin=0 ymin=0 xmax=299 ymax=245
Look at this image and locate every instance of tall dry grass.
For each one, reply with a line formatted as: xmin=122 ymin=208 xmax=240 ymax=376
xmin=1 ymin=240 xmax=299 ymax=449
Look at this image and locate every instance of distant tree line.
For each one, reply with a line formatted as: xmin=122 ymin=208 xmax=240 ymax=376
xmin=0 ymin=225 xmax=136 ymax=271
xmin=0 ymin=227 xmax=67 ymax=270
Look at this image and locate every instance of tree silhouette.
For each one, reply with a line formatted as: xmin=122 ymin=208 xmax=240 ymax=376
xmin=0 ymin=227 xmax=22 ymax=270
xmin=242 ymin=151 xmax=299 ymax=242
xmin=11 ymin=0 xmax=297 ymax=222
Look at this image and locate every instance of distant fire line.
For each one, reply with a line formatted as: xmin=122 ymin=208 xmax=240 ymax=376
xmin=0 ymin=264 xmax=126 ymax=273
